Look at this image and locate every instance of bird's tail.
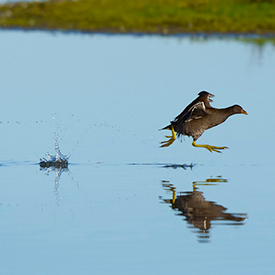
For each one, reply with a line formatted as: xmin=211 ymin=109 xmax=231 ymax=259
xmin=160 ymin=124 xmax=172 ymax=131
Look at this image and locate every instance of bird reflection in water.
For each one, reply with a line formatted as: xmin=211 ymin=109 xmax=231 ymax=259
xmin=162 ymin=178 xmax=247 ymax=242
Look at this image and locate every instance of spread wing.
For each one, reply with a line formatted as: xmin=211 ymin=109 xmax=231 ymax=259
xmin=174 ymin=92 xmax=213 ymax=122
xmin=175 ymin=102 xmax=209 ymax=137
xmin=187 ymin=102 xmax=209 ymax=121
xmin=175 ymin=101 xmax=208 ymax=123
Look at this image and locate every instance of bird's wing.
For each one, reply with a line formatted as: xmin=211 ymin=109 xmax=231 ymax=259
xmin=174 ymin=99 xmax=199 ymax=121
xmin=177 ymin=101 xmax=209 ymax=124
xmin=187 ymin=102 xmax=209 ymax=121
xmin=175 ymin=102 xmax=209 ymax=137
xmin=174 ymin=93 xmax=212 ymax=121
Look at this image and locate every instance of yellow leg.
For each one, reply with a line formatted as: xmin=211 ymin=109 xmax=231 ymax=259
xmin=192 ymin=140 xmax=228 ymax=153
xmin=160 ymin=126 xmax=176 ymax=147
xmin=172 ymin=189 xmax=176 ymax=205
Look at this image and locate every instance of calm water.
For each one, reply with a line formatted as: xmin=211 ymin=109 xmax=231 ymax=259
xmin=0 ymin=30 xmax=275 ymax=274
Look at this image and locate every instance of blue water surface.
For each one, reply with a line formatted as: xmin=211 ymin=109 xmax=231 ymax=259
xmin=0 ymin=30 xmax=274 ymax=274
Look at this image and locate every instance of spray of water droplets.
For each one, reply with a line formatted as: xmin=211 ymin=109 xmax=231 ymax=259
xmin=40 ymin=134 xmax=69 ymax=168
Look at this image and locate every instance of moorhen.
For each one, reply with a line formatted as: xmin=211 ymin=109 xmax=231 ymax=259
xmin=160 ymin=91 xmax=247 ymax=153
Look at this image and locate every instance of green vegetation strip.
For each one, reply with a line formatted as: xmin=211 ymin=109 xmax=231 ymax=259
xmin=0 ymin=0 xmax=275 ymax=34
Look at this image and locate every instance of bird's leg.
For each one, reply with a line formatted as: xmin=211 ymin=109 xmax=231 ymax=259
xmin=172 ymin=189 xmax=176 ymax=205
xmin=192 ymin=141 xmax=228 ymax=153
xmin=160 ymin=126 xmax=176 ymax=147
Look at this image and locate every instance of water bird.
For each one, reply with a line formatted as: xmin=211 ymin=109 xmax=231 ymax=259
xmin=160 ymin=91 xmax=247 ymax=153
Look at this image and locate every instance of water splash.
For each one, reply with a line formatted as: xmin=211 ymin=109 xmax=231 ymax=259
xmin=39 ymin=134 xmax=69 ymax=168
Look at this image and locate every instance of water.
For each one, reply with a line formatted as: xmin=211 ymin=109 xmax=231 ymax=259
xmin=161 ymin=177 xmax=247 ymax=243
xmin=39 ymin=134 xmax=69 ymax=168
xmin=0 ymin=30 xmax=275 ymax=274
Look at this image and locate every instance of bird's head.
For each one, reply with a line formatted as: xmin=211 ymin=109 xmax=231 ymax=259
xmin=233 ymin=105 xmax=248 ymax=115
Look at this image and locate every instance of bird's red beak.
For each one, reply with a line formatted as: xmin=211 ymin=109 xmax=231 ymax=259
xmin=241 ymin=109 xmax=248 ymax=115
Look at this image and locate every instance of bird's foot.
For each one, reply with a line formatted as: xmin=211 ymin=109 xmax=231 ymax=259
xmin=204 ymin=145 xmax=228 ymax=153
xmin=192 ymin=141 xmax=228 ymax=153
xmin=160 ymin=126 xmax=176 ymax=148
xmin=160 ymin=138 xmax=176 ymax=147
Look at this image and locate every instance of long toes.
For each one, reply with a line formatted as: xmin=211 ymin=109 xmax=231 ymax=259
xmin=212 ymin=148 xmax=222 ymax=153
xmin=215 ymin=146 xmax=228 ymax=150
xmin=160 ymin=140 xmax=169 ymax=146
xmin=205 ymin=146 xmax=223 ymax=153
xmin=213 ymin=146 xmax=228 ymax=153
xmin=160 ymin=140 xmax=169 ymax=144
xmin=160 ymin=142 xmax=171 ymax=148
xmin=160 ymin=138 xmax=175 ymax=148
xmin=205 ymin=147 xmax=212 ymax=153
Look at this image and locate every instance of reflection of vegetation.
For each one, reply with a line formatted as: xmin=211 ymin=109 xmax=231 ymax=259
xmin=0 ymin=0 xmax=275 ymax=37
xmin=162 ymin=178 xmax=247 ymax=242
xmin=238 ymin=37 xmax=275 ymax=46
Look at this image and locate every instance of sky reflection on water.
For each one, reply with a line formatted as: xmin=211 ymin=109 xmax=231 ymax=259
xmin=0 ymin=30 xmax=274 ymax=274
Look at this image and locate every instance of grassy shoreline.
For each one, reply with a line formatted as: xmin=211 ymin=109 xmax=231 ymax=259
xmin=0 ymin=0 xmax=275 ymax=35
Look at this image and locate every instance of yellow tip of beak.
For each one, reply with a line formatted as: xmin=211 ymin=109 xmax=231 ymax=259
xmin=242 ymin=109 xmax=248 ymax=115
